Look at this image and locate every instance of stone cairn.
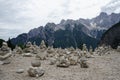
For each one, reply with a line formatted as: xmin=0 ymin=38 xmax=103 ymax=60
xmin=0 ymin=42 xmax=12 ymax=64
xmin=2 ymin=40 xmax=115 ymax=78
xmin=89 ymin=46 xmax=93 ymax=55
xmin=46 ymin=44 xmax=90 ymax=68
xmin=23 ymin=42 xmax=35 ymax=53
xmin=4 ymin=40 xmax=116 ymax=78
xmin=0 ymin=42 xmax=12 ymax=60
xmin=13 ymin=45 xmax=23 ymax=54
xmin=27 ymin=59 xmax=45 ymax=77
xmin=23 ymin=42 xmax=38 ymax=57
xmin=36 ymin=40 xmax=47 ymax=60
xmin=94 ymin=45 xmax=112 ymax=56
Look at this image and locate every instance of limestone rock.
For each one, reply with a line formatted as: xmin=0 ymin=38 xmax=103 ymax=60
xmin=2 ymin=59 xmax=11 ymax=65
xmin=16 ymin=69 xmax=24 ymax=74
xmin=31 ymin=60 xmax=41 ymax=67
xmin=27 ymin=67 xmax=45 ymax=77
xmin=23 ymin=53 xmax=32 ymax=57
xmin=79 ymin=57 xmax=89 ymax=68
xmin=49 ymin=58 xmax=57 ymax=65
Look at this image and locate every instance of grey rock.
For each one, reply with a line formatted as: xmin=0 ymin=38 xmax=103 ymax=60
xmin=27 ymin=67 xmax=45 ymax=77
xmin=16 ymin=69 xmax=24 ymax=74
xmin=23 ymin=53 xmax=32 ymax=57
xmin=79 ymin=57 xmax=89 ymax=68
xmin=31 ymin=60 xmax=41 ymax=67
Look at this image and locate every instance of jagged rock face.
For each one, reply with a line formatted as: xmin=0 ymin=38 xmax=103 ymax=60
xmin=100 ymin=22 xmax=120 ymax=49
xmin=44 ymin=23 xmax=56 ymax=46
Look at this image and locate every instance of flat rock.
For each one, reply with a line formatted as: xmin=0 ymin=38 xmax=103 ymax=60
xmin=16 ymin=69 xmax=24 ymax=74
xmin=23 ymin=53 xmax=32 ymax=57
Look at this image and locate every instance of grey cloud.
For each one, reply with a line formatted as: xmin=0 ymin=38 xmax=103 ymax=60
xmin=101 ymin=0 xmax=120 ymax=14
xmin=0 ymin=0 xmax=30 ymax=24
xmin=0 ymin=28 xmax=23 ymax=40
xmin=0 ymin=0 xmax=33 ymax=40
xmin=61 ymin=0 xmax=72 ymax=15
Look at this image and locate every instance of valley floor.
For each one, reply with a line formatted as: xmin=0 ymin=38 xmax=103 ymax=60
xmin=0 ymin=50 xmax=120 ymax=80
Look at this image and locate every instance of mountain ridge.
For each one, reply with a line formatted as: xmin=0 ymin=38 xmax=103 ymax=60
xmin=100 ymin=21 xmax=120 ymax=49
xmin=11 ymin=12 xmax=120 ymax=49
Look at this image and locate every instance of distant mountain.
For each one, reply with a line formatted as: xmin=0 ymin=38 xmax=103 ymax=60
xmin=79 ymin=12 xmax=120 ymax=39
xmin=100 ymin=22 xmax=120 ymax=49
xmin=11 ymin=12 xmax=120 ymax=49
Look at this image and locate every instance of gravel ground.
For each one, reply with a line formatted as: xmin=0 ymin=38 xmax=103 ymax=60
xmin=0 ymin=50 xmax=120 ymax=80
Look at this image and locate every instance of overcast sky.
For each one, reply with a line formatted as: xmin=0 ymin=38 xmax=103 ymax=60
xmin=0 ymin=0 xmax=120 ymax=40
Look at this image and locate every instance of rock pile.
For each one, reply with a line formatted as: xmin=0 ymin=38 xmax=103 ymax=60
xmin=0 ymin=42 xmax=12 ymax=61
xmin=23 ymin=42 xmax=36 ymax=54
xmin=36 ymin=40 xmax=47 ymax=60
xmin=79 ymin=57 xmax=89 ymax=68
xmin=95 ymin=45 xmax=112 ymax=56
xmin=27 ymin=59 xmax=45 ymax=77
xmin=13 ymin=45 xmax=23 ymax=54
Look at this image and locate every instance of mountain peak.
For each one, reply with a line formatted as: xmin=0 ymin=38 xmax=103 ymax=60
xmin=100 ymin=12 xmax=108 ymax=16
